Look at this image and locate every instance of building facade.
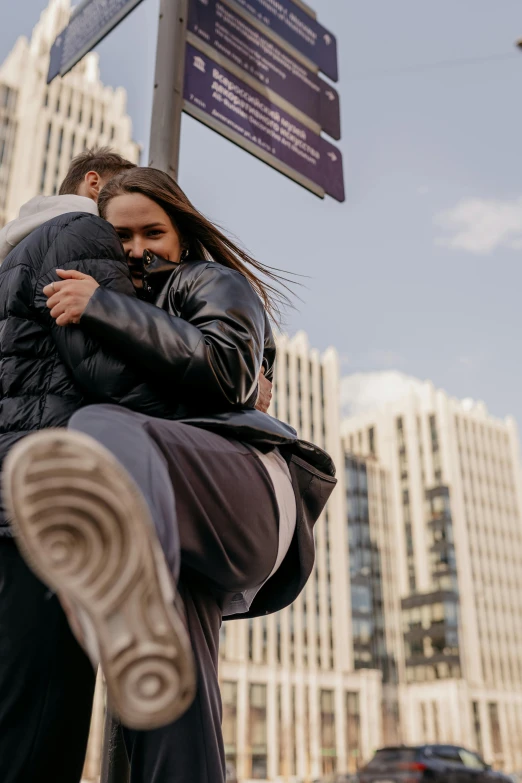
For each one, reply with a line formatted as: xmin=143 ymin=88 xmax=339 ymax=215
xmin=219 ymin=332 xmax=383 ymax=782
xmin=0 ymin=0 xmax=139 ymax=228
xmin=343 ymin=379 xmax=522 ymax=771
xmin=343 ymin=451 xmax=403 ymax=746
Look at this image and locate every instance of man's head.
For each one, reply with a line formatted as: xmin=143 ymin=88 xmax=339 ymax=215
xmin=59 ymin=147 xmax=137 ymax=202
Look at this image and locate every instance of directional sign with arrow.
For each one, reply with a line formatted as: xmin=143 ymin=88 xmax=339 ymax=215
xmin=188 ymin=0 xmax=341 ymax=139
xmin=231 ymin=0 xmax=339 ymax=81
xmin=183 ymin=43 xmax=345 ymax=201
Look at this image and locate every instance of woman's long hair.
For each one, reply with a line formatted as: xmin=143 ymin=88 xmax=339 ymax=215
xmin=98 ymin=167 xmax=292 ymax=322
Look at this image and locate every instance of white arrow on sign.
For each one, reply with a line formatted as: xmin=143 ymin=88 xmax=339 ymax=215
xmin=325 ymin=90 xmax=336 ymax=101
xmin=327 ymin=152 xmax=337 ymax=162
xmin=323 ymin=34 xmax=332 ymax=45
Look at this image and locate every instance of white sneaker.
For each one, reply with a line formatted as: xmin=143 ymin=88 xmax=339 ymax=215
xmin=3 ymin=429 xmax=196 ymax=731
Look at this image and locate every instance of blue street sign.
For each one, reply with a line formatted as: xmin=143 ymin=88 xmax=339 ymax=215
xmin=47 ymin=0 xmax=145 ymax=83
xmin=188 ymin=0 xmax=340 ymax=140
xmin=183 ymin=44 xmax=345 ymax=201
xmin=230 ymin=0 xmax=338 ymax=82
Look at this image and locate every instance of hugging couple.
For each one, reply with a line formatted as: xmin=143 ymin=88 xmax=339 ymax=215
xmin=0 ymin=148 xmax=336 ymax=783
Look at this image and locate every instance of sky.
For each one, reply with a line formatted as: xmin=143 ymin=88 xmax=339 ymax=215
xmin=1 ymin=0 xmax=522 ymax=425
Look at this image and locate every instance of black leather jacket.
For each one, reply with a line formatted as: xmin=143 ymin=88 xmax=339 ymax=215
xmin=81 ymin=252 xmax=338 ymax=618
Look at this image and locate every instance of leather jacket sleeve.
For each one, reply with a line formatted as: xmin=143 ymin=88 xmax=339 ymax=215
xmin=35 ymin=256 xmax=175 ymax=417
xmin=80 ymin=262 xmax=266 ymax=410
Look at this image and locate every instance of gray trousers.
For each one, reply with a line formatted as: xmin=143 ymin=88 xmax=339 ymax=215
xmin=69 ymin=405 xmax=279 ymax=783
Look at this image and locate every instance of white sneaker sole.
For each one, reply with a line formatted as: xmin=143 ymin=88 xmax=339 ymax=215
xmin=3 ymin=429 xmax=196 ymax=731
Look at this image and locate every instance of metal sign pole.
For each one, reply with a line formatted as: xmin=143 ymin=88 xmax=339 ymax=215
xmin=148 ymin=0 xmax=189 ymax=179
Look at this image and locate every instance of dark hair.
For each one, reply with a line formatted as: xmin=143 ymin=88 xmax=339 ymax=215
xmin=59 ymin=147 xmax=137 ymax=195
xmin=98 ymin=167 xmax=291 ymax=321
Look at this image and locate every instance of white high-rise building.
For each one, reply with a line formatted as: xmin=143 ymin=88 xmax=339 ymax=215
xmin=219 ymin=333 xmax=382 ymax=782
xmin=343 ymin=375 xmax=522 ymax=771
xmin=0 ymin=0 xmax=139 ymax=227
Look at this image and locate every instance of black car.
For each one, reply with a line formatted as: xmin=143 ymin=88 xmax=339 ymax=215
xmin=359 ymin=745 xmax=512 ymax=783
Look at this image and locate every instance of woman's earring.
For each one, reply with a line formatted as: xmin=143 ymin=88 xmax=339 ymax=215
xmin=181 ymin=248 xmax=189 ymax=262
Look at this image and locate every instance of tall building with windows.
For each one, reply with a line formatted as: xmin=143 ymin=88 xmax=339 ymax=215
xmin=219 ymin=333 xmax=382 ymax=781
xmin=343 ymin=378 xmax=522 ymax=771
xmin=343 ymin=451 xmax=403 ymax=746
xmin=0 ymin=0 xmax=139 ymax=228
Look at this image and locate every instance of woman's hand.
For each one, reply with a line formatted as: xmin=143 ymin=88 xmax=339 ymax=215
xmin=255 ymin=367 xmax=273 ymax=413
xmin=43 ymin=269 xmax=99 ymax=326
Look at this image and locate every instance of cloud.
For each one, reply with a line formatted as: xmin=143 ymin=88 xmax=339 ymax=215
xmin=341 ymin=371 xmax=427 ymax=418
xmin=435 ymin=197 xmax=522 ymax=254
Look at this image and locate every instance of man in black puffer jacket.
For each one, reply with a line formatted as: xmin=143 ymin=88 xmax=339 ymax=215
xmin=0 ymin=150 xmax=275 ymax=783
xmin=0 ymin=148 xmax=175 ymax=782
xmin=0 ymin=149 xmax=157 ymax=520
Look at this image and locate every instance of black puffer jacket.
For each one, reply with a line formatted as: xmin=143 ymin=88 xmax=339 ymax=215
xmin=0 ymin=211 xmax=178 ymax=532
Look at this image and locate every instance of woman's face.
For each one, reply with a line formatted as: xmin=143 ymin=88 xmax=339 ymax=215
xmin=105 ymin=193 xmax=183 ymax=287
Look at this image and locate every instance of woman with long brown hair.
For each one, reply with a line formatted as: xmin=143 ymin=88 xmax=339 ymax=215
xmin=5 ymin=167 xmax=336 ymax=783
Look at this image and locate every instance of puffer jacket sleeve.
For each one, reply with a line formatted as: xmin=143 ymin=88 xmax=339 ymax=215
xmin=80 ymin=262 xmax=266 ymax=411
xmin=33 ymin=218 xmax=173 ymax=416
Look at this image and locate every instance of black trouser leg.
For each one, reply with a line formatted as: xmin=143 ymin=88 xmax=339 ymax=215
xmin=0 ymin=539 xmax=96 ymax=783
xmin=69 ymin=405 xmax=281 ymax=783
xmin=123 ymin=577 xmax=224 ymax=783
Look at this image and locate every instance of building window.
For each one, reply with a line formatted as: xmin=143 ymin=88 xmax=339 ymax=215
xmin=248 ymin=619 xmax=254 ymax=661
xmin=420 ymin=702 xmax=428 ymax=739
xmin=472 ymin=701 xmax=483 ymax=755
xmin=320 ymin=689 xmax=337 ymax=775
xmin=277 ymin=685 xmax=284 ymax=773
xmin=291 ymin=685 xmax=297 ymax=775
xmin=43 ymin=89 xmax=49 ymax=108
xmin=249 ymin=684 xmax=268 ymax=779
xmin=304 ymin=686 xmax=311 ymax=778
xmin=430 ymin=414 xmax=442 ymax=482
xmin=45 ymin=121 xmax=52 ymax=151
xmin=368 ymin=426 xmax=375 ymax=456
xmin=346 ymin=691 xmax=361 ymax=773
xmin=488 ymin=702 xmax=502 ymax=756
xmin=222 ymin=681 xmax=238 ymax=778
xmin=57 ymin=127 xmax=64 ymax=158
xmin=39 ymin=160 xmax=47 ymax=194
xmin=110 ymin=125 xmax=116 ymax=140
xmin=432 ymin=701 xmax=440 ymax=742
xmin=261 ymin=616 xmax=268 ymax=664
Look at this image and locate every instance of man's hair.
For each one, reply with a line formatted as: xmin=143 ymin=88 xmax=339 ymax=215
xmin=59 ymin=147 xmax=137 ymax=195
